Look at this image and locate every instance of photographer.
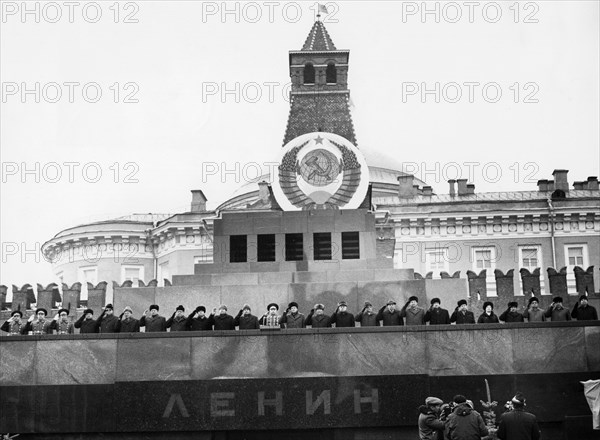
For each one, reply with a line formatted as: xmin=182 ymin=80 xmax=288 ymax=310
xmin=418 ymin=396 xmax=444 ymax=440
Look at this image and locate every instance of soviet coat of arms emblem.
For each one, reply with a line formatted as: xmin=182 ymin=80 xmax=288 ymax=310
xmin=272 ymin=132 xmax=370 ymax=210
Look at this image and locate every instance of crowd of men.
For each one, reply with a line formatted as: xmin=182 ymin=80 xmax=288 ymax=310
xmin=418 ymin=392 xmax=541 ymax=440
xmin=1 ymin=294 xmax=597 ymax=335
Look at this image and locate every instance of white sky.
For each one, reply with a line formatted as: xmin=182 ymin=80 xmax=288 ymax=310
xmin=1 ymin=1 xmax=599 ymax=289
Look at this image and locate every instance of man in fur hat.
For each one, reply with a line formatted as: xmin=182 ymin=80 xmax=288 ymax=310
xmin=477 ymin=301 xmax=499 ymax=324
xmin=98 ymin=304 xmax=119 ymax=333
xmin=187 ymin=306 xmax=213 ymax=331
xmin=376 ymin=299 xmax=404 ymax=326
xmin=355 ymin=301 xmax=378 ymax=327
xmin=500 ymin=302 xmax=524 ymax=323
xmin=140 ymin=304 xmax=167 ymax=332
xmin=571 ymin=295 xmax=598 ymax=321
xmin=522 ymin=297 xmax=545 ymax=322
xmin=497 ymin=392 xmax=541 ymax=440
xmin=166 ymin=305 xmax=188 ymax=332
xmin=234 ymin=304 xmax=260 ymax=329
xmin=424 ymin=298 xmax=451 ymax=325
xmin=451 ymin=300 xmax=475 ymax=324
xmin=74 ymin=308 xmax=99 ymax=333
xmin=544 ymin=297 xmax=571 ymax=321
xmin=401 ymin=296 xmax=426 ymax=325
xmin=211 ymin=305 xmax=235 ymax=330
xmin=1 ymin=310 xmax=27 ymax=335
xmin=305 ymin=303 xmax=332 ymax=328
xmin=117 ymin=306 xmax=140 ymax=332
xmin=280 ymin=301 xmax=305 ymax=328
xmin=331 ymin=301 xmax=355 ymax=327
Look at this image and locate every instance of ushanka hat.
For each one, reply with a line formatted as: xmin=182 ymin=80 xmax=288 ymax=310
xmin=508 ymin=301 xmax=518 ymax=308
xmin=149 ymin=304 xmax=159 ymax=311
xmin=176 ymin=305 xmax=185 ymax=312
xmin=527 ymin=297 xmax=539 ymax=306
xmin=288 ymin=302 xmax=298 ymax=309
xmin=57 ymin=308 xmax=69 ymax=316
xmin=430 ymin=298 xmax=441 ymax=305
xmin=483 ymin=301 xmax=494 ymax=310
xmin=314 ymin=303 xmax=325 ymax=310
xmin=267 ymin=303 xmax=279 ymax=311
xmin=553 ymin=296 xmax=563 ymax=303
xmin=457 ymin=299 xmax=468 ymax=307
xmin=408 ymin=296 xmax=419 ymax=303
xmin=123 ymin=306 xmax=133 ymax=314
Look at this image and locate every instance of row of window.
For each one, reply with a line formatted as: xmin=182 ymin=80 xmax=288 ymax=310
xmin=230 ymin=232 xmax=360 ymax=263
xmin=303 ymin=62 xmax=337 ymax=85
xmin=395 ymin=244 xmax=589 ymax=295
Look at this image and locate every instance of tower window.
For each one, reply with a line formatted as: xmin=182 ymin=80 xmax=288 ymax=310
xmin=304 ymin=63 xmax=315 ymax=84
xmin=230 ymin=235 xmax=247 ymax=263
xmin=326 ymin=62 xmax=337 ymax=84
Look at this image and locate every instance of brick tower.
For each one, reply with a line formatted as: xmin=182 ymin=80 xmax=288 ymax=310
xmin=283 ymin=20 xmax=357 ymax=146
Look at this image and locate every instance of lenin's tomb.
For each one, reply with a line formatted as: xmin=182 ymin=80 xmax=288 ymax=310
xmin=1 ymin=19 xmax=600 ymax=440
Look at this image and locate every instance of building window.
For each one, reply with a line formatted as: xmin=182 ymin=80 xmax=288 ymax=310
xmin=519 ymin=245 xmax=545 ymax=294
xmin=342 ymin=231 xmax=360 ymax=259
xmin=122 ymin=266 xmax=144 ymax=287
xmin=285 ymin=233 xmax=304 ymax=261
xmin=230 ymin=235 xmax=247 ymax=263
xmin=567 ymin=246 xmax=585 ymax=266
xmin=78 ymin=266 xmax=97 ymax=300
xmin=474 ymin=249 xmax=493 ymax=269
xmin=472 ymin=246 xmax=497 ymax=295
xmin=78 ymin=266 xmax=98 ymax=286
xmin=313 ymin=233 xmax=332 ymax=260
xmin=257 ymin=234 xmax=276 ymax=262
xmin=425 ymin=249 xmax=449 ymax=277
xmin=521 ymin=247 xmax=539 ymax=268
xmin=565 ymin=244 xmax=588 ymax=294
xmin=326 ymin=62 xmax=337 ymax=83
xmin=158 ymin=261 xmax=170 ymax=286
xmin=303 ymin=63 xmax=315 ymax=84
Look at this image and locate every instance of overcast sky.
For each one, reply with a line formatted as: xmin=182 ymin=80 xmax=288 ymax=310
xmin=1 ymin=1 xmax=599 ymax=290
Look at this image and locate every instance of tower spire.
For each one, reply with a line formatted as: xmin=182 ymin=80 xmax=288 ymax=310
xmin=283 ymin=21 xmax=356 ymax=146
